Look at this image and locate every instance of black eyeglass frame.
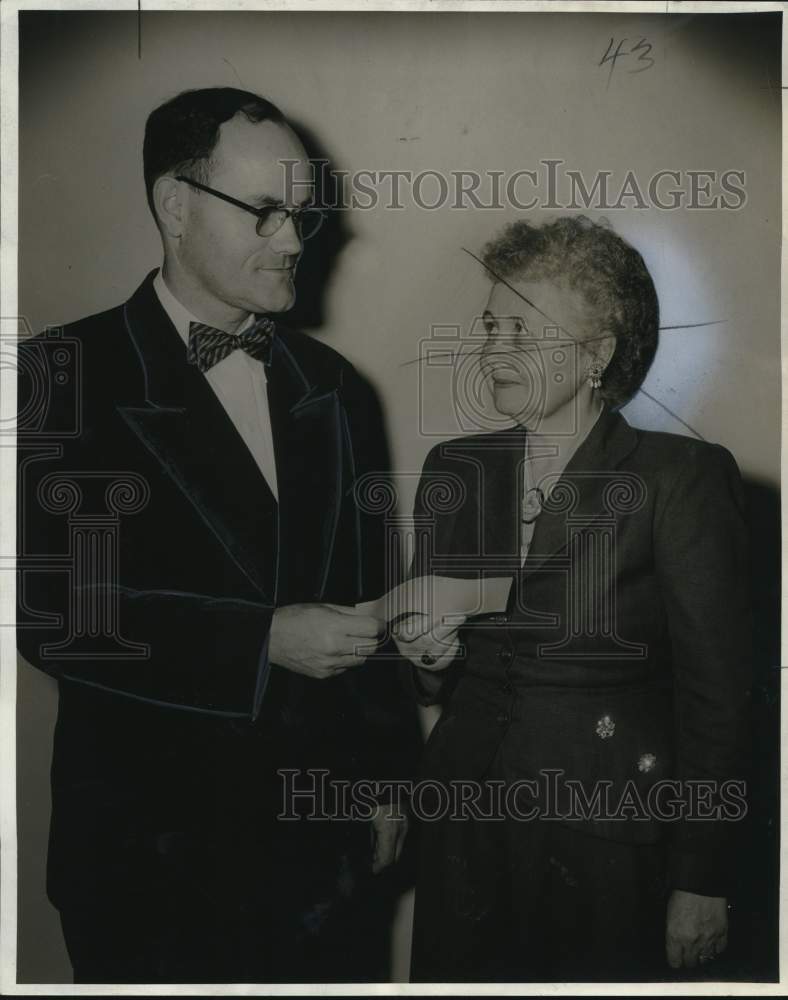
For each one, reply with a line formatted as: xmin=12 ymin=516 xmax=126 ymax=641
xmin=174 ymin=175 xmax=326 ymax=239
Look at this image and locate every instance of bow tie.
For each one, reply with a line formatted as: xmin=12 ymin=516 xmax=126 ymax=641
xmin=187 ymin=317 xmax=275 ymax=372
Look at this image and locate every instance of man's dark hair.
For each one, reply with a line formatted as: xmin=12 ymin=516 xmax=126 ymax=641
xmin=143 ymin=87 xmax=286 ymax=218
xmin=481 ymin=215 xmax=659 ymax=409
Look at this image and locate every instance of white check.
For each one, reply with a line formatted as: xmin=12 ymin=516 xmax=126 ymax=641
xmin=354 ymin=574 xmax=513 ymax=640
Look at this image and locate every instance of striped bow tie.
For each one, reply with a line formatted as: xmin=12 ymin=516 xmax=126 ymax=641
xmin=187 ymin=317 xmax=275 ymax=372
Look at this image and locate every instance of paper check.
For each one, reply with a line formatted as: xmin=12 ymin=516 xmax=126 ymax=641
xmin=355 ymin=574 xmax=513 ymax=638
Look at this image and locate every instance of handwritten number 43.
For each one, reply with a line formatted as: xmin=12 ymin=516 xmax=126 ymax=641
xmin=600 ymin=38 xmax=655 ymax=76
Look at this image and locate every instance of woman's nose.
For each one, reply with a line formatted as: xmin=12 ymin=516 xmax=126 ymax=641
xmin=482 ymin=335 xmax=522 ymax=362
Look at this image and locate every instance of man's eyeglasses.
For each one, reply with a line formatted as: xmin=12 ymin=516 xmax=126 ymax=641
xmin=175 ymin=176 xmax=326 ymax=240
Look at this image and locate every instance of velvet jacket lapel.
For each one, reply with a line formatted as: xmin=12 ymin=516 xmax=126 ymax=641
xmin=266 ymin=334 xmax=347 ymax=602
xmin=116 ymin=273 xmax=280 ymax=603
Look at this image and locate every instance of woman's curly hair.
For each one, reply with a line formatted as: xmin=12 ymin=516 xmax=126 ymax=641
xmin=481 ymin=215 xmax=659 ymax=409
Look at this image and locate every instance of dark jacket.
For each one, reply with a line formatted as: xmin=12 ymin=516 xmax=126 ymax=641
xmin=17 ymin=271 xmax=419 ymax=915
xmin=410 ymin=407 xmax=752 ymax=897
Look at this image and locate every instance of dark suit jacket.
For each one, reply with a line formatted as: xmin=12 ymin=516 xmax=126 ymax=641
xmin=410 ymin=406 xmax=752 ymax=898
xmin=17 ymin=271 xmax=419 ymax=916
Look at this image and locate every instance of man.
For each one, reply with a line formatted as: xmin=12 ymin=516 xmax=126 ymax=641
xmin=17 ymin=88 xmax=417 ymax=983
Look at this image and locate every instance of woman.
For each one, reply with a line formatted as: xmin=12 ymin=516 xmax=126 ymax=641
xmin=395 ymin=216 xmax=751 ymax=982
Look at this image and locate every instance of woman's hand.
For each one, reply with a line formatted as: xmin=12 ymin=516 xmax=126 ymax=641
xmin=392 ymin=615 xmax=466 ymax=671
xmin=666 ymin=889 xmax=728 ymax=969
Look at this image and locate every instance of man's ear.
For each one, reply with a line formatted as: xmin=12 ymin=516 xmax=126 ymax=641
xmin=152 ymin=176 xmax=185 ymax=239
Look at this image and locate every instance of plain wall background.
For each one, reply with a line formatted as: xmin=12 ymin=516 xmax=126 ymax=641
xmin=16 ymin=9 xmax=781 ymax=983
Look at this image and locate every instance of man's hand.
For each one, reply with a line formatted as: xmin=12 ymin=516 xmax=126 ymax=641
xmin=392 ymin=615 xmax=465 ymax=672
xmin=370 ymin=803 xmax=408 ymax=874
xmin=666 ymin=889 xmax=728 ymax=969
xmin=268 ymin=604 xmax=384 ymax=679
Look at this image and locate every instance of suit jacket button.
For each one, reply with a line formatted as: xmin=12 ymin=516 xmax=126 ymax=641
xmin=498 ymin=645 xmax=514 ymax=665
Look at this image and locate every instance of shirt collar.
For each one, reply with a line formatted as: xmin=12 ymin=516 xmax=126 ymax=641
xmin=153 ymin=268 xmax=255 ymax=346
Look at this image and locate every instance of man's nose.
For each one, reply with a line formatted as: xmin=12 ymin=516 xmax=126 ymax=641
xmin=269 ymin=215 xmax=302 ymax=255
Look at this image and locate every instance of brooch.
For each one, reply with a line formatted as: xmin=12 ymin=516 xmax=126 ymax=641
xmin=595 ymin=715 xmax=615 ymax=739
xmin=521 ymin=487 xmax=544 ymax=525
xmin=637 ymin=753 xmax=657 ymax=773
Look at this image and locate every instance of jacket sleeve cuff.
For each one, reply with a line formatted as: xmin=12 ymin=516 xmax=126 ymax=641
xmin=666 ymin=844 xmax=731 ymax=898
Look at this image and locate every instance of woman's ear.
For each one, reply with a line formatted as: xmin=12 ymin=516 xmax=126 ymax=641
xmin=598 ymin=331 xmax=617 ymax=368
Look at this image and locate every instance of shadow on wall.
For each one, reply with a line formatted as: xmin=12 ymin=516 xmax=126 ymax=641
xmin=16 ymin=658 xmax=69 ymax=983
xmin=283 ymin=119 xmax=352 ymax=334
xmin=727 ymin=478 xmax=780 ymax=982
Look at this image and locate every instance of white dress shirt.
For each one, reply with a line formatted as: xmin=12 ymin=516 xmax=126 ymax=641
xmin=153 ymin=270 xmax=279 ymax=501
